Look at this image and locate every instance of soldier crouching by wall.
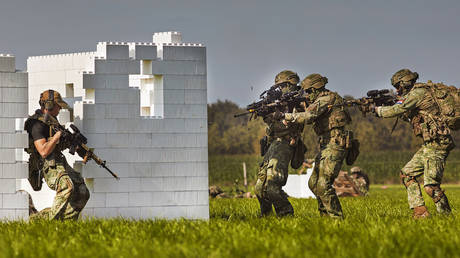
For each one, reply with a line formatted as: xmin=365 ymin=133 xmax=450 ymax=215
xmin=24 ymin=89 xmax=90 ymax=220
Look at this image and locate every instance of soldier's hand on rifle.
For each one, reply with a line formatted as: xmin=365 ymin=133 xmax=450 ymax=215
xmin=273 ymin=110 xmax=284 ymax=120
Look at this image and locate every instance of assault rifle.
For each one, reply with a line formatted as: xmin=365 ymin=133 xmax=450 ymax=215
xmin=234 ymin=83 xmax=308 ymax=119
xmin=331 ymin=89 xmax=397 ymax=115
xmin=44 ymin=114 xmax=120 ymax=180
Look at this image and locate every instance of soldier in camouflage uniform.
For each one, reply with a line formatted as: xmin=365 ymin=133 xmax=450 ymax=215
xmin=24 ymin=90 xmax=90 ymax=220
xmin=254 ymin=70 xmax=304 ymax=217
xmin=374 ymin=69 xmax=454 ymax=218
xmin=349 ymin=167 xmax=369 ymax=196
xmin=284 ymin=74 xmax=352 ymax=218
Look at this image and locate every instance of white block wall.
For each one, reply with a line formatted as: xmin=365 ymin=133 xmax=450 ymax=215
xmin=27 ymin=32 xmax=209 ymax=219
xmin=0 ymin=55 xmax=29 ymax=220
xmin=282 ymin=167 xmax=316 ymax=199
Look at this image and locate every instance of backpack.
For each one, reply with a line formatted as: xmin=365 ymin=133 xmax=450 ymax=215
xmin=425 ymin=81 xmax=460 ymax=131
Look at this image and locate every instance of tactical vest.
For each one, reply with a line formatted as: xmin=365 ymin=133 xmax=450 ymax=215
xmin=312 ymin=91 xmax=351 ymax=136
xmin=24 ymin=110 xmax=66 ymax=169
xmin=406 ymin=83 xmax=453 ymax=142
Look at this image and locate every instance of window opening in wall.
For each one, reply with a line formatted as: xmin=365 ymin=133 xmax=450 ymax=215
xmin=65 ymin=83 xmax=74 ymax=97
xmin=139 ymin=75 xmax=164 ymax=118
xmin=84 ymin=88 xmax=95 ymax=103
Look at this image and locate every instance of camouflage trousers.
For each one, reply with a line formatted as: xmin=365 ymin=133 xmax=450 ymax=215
xmin=255 ymin=139 xmax=294 ymax=217
xmin=401 ymin=144 xmax=451 ymax=213
xmin=30 ymin=160 xmax=90 ymax=220
xmin=309 ymin=141 xmax=346 ymax=218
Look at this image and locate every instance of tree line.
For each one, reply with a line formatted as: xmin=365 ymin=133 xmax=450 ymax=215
xmin=208 ymin=99 xmax=460 ymax=157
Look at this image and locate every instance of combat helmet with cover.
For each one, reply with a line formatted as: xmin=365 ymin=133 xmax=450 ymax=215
xmin=300 ymin=73 xmax=328 ymax=90
xmin=275 ymin=70 xmax=300 ymax=85
xmin=391 ymin=69 xmax=419 ymax=87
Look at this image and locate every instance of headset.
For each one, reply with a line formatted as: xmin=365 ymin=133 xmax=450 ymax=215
xmin=40 ymin=89 xmax=55 ymax=111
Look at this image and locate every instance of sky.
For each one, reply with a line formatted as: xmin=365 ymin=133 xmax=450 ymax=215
xmin=1 ymin=0 xmax=459 ymax=106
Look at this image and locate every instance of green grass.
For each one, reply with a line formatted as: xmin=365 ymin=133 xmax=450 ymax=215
xmin=1 ymin=186 xmax=460 ymax=257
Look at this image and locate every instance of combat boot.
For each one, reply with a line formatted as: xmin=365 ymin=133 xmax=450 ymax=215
xmin=413 ymin=205 xmax=430 ymax=219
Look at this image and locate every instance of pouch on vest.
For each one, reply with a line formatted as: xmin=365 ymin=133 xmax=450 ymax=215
xmin=345 ymin=131 xmax=360 ymax=166
xmin=291 ymin=139 xmax=307 ymax=169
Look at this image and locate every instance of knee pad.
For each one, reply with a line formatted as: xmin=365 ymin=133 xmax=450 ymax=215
xmin=400 ymin=171 xmax=416 ymax=188
xmin=424 ymin=184 xmax=444 ymax=203
xmin=57 ymin=175 xmax=74 ymax=195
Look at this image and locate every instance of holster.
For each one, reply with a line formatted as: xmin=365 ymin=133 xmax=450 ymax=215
xmin=260 ymin=136 xmax=269 ymax=157
xmin=345 ymin=131 xmax=360 ymax=166
xmin=291 ymin=139 xmax=307 ymax=169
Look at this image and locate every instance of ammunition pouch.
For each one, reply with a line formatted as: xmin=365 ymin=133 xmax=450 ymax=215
xmin=260 ymin=136 xmax=269 ymax=157
xmin=345 ymin=131 xmax=360 ymax=166
xmin=290 ymin=139 xmax=307 ymax=169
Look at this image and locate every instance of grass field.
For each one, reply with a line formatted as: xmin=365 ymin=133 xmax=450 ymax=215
xmin=1 ymin=186 xmax=460 ymax=257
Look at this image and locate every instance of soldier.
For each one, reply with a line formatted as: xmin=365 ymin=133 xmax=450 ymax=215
xmin=373 ymin=69 xmax=455 ymax=218
xmin=254 ymin=70 xmax=304 ymax=217
xmin=24 ymin=89 xmax=90 ymax=220
xmin=284 ymin=74 xmax=353 ymax=218
xmin=349 ymin=167 xmax=369 ymax=196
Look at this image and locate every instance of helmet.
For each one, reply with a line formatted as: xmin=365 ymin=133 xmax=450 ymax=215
xmin=275 ymin=70 xmax=299 ymax=85
xmin=350 ymin=167 xmax=362 ymax=173
xmin=300 ymin=73 xmax=328 ymax=89
xmin=39 ymin=89 xmax=70 ymax=110
xmin=391 ymin=69 xmax=419 ymax=87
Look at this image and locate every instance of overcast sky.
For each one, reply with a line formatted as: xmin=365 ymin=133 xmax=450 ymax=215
xmin=1 ymin=0 xmax=459 ymax=106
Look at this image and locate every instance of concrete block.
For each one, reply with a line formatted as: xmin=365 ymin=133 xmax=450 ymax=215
xmin=0 ymin=209 xmax=16 ymax=220
xmin=1 ymin=132 xmax=28 ymax=148
xmin=2 ymin=163 xmax=28 ymax=178
xmin=0 ymin=149 xmax=16 ymax=163
xmin=184 ymin=90 xmax=207 ymax=104
xmin=3 ymin=192 xmax=28 ymax=209
xmin=140 ymin=206 xmax=164 ymax=219
xmin=196 ymin=191 xmax=209 ymax=205
xmin=106 ymin=193 xmax=129 ymax=207
xmin=163 ymin=119 xmax=186 ymax=133
xmin=151 ymin=163 xmax=175 ymax=177
xmin=15 ymin=209 xmax=28 ymax=220
xmin=93 ymin=178 xmax=140 ymax=193
xmin=185 ymin=119 xmax=207 ymax=133
xmin=128 ymin=133 xmax=152 ymax=148
xmin=98 ymin=44 xmax=129 ymax=60
xmin=0 ymin=71 xmax=27 ymax=88
xmin=151 ymin=61 xmax=199 ymax=75
xmin=140 ymin=177 xmax=163 ymax=192
xmin=151 ymin=191 xmax=174 ymax=206
xmin=83 ymin=74 xmax=129 ymax=89
xmin=163 ymin=89 xmax=185 ymax=104
xmin=81 ymin=103 xmax=106 ymax=120
xmin=118 ymin=207 xmax=140 ymax=218
xmin=153 ymin=31 xmax=182 ymax=44
xmin=174 ymin=191 xmax=197 ymax=205
xmin=94 ymin=89 xmax=139 ymax=104
xmin=94 ymin=60 xmax=140 ymax=74
xmin=163 ymin=177 xmax=187 ymax=191
xmin=135 ymin=45 xmax=157 ymax=60
xmin=93 ymin=207 xmax=118 ymax=218
xmin=0 ymin=118 xmax=15 ymax=133
xmin=85 ymin=193 xmax=106 ymax=208
xmin=163 ymin=46 xmax=206 ymax=61
xmin=1 ymin=87 xmax=28 ymax=103
xmin=105 ymin=133 xmax=130 ymax=148
xmin=186 ymin=205 xmax=209 ymax=219
xmin=128 ymin=192 xmax=151 ymax=207
xmin=15 ymin=148 xmax=29 ymax=162
xmin=0 ymin=103 xmax=28 ymax=118
xmin=0 ymin=56 xmax=15 ymax=72
xmin=15 ymin=118 xmax=26 ymax=131
xmin=163 ymin=206 xmax=187 ymax=219
xmin=186 ymin=177 xmax=208 ymax=191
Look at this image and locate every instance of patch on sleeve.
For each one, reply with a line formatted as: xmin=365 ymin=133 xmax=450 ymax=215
xmin=396 ymin=99 xmax=404 ymax=104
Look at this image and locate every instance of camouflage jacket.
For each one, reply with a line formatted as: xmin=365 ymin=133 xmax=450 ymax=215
xmin=376 ymin=84 xmax=454 ymax=149
xmin=285 ymin=90 xmax=351 ymax=137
